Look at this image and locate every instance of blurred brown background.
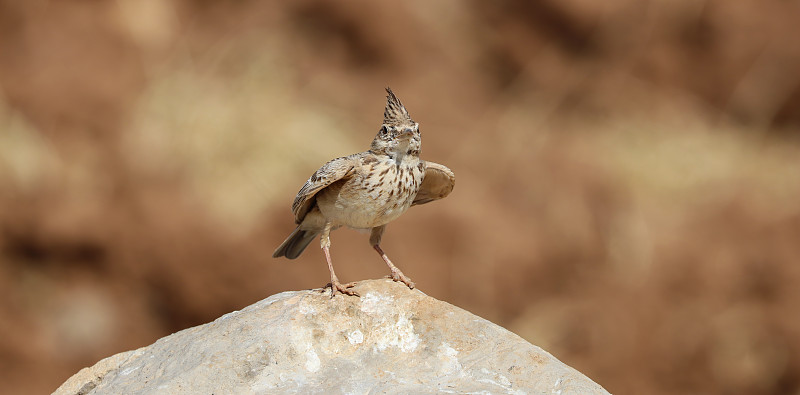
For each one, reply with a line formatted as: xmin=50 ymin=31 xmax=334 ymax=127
xmin=1 ymin=1 xmax=800 ymax=394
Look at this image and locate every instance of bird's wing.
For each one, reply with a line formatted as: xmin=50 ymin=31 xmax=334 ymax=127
xmin=291 ymin=155 xmax=358 ymax=223
xmin=412 ymin=160 xmax=455 ymax=206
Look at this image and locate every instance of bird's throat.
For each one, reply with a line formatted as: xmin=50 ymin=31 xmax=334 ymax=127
xmin=391 ymin=139 xmax=415 ymax=165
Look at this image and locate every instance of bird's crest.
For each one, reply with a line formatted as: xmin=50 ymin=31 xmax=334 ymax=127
xmin=383 ymin=87 xmax=414 ymax=126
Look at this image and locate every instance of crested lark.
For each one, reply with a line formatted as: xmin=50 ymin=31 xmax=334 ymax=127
xmin=273 ymin=88 xmax=455 ymax=297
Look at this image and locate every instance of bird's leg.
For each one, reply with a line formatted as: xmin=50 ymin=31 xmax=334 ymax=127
xmin=321 ymin=222 xmax=358 ymax=297
xmin=369 ymin=226 xmax=415 ymax=289
xmin=373 ymin=244 xmax=415 ymax=289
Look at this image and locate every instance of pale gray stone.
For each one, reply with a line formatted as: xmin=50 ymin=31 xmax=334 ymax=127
xmin=54 ymin=279 xmax=610 ymax=395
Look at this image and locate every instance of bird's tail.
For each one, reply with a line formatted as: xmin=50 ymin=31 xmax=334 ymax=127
xmin=272 ymin=226 xmax=319 ymax=259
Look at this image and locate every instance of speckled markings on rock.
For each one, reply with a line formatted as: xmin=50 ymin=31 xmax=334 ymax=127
xmin=54 ymin=279 xmax=610 ymax=395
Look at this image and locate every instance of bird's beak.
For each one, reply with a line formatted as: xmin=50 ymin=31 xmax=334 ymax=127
xmin=399 ymin=128 xmax=414 ymax=138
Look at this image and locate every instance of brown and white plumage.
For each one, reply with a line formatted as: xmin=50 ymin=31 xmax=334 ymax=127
xmin=273 ymin=88 xmax=455 ymax=297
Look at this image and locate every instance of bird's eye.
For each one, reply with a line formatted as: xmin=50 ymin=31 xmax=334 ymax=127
xmin=380 ymin=126 xmax=389 ymax=137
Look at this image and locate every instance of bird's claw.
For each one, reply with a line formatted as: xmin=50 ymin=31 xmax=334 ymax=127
xmin=386 ymin=272 xmax=415 ymax=289
xmin=326 ymin=281 xmax=359 ymax=298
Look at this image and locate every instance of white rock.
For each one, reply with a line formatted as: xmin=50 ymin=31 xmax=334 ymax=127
xmin=53 ymin=279 xmax=610 ymax=395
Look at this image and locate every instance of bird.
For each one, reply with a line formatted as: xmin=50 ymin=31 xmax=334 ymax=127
xmin=273 ymin=87 xmax=455 ymax=297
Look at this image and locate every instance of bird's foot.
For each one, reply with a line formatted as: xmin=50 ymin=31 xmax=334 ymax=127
xmin=325 ymin=280 xmax=359 ymax=298
xmin=386 ymin=270 xmax=415 ymax=289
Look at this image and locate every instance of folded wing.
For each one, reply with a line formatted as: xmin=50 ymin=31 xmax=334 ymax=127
xmin=292 ymin=155 xmax=357 ymax=223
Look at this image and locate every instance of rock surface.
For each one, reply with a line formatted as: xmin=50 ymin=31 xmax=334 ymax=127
xmin=54 ymin=279 xmax=610 ymax=394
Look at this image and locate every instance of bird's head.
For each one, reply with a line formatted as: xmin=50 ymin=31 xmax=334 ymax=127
xmin=370 ymin=87 xmax=421 ymax=158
